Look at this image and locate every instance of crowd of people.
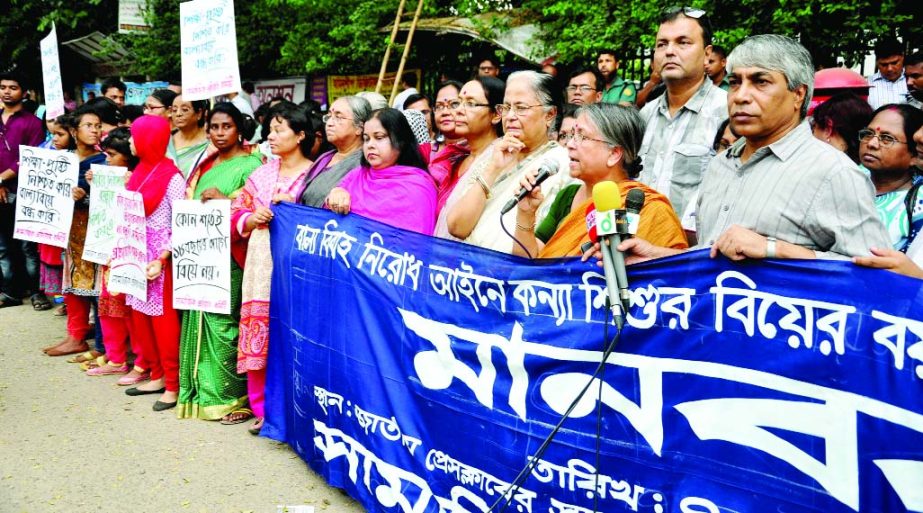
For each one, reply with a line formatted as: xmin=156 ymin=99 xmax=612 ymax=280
xmin=1 ymin=8 xmax=922 ymax=436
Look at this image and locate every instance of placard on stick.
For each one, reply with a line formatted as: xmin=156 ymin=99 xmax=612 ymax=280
xmin=179 ymin=0 xmax=241 ymax=101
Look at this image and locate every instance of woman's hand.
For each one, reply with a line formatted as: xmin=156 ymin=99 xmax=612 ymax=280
xmin=246 ymin=205 xmax=274 ymax=231
xmin=85 ymin=169 xmax=94 ymax=183
xmin=489 ymin=134 xmax=526 ymax=176
xmin=325 ymin=187 xmax=351 ymax=215
xmin=515 ymin=168 xmax=544 ymax=215
xmin=199 ymin=187 xmax=228 ymax=202
xmin=145 ymin=259 xmax=163 ymax=281
xmin=271 ymin=192 xmax=295 ymax=204
xmin=853 ymin=246 xmax=923 ymax=278
xmin=72 ymin=186 xmax=87 ymax=202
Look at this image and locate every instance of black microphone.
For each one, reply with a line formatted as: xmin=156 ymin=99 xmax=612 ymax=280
xmin=500 ymin=159 xmax=560 ymax=214
xmin=624 ymin=188 xmax=645 ymax=236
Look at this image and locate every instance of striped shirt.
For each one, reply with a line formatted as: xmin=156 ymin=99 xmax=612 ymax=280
xmin=638 ymin=79 xmax=728 ymax=219
xmin=867 ymin=71 xmax=908 ymax=110
xmin=694 ymin=121 xmax=890 ymax=259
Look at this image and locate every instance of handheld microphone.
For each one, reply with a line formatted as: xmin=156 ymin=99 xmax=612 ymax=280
xmin=624 ymin=188 xmax=645 ymax=236
xmin=584 ymin=201 xmax=597 ymax=242
xmin=500 ymin=159 xmax=560 ymax=215
xmin=591 ymin=181 xmax=631 ymax=327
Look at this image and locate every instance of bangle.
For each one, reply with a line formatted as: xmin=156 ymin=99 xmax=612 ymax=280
xmin=474 ymin=174 xmax=491 ymax=199
xmin=766 ymin=236 xmax=777 ymax=258
xmin=515 ymin=220 xmax=535 ymax=232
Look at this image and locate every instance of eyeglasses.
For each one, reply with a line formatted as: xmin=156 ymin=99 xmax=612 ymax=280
xmin=322 ymin=113 xmax=352 ymax=124
xmin=495 ymin=104 xmax=544 ymax=117
xmin=858 ymin=129 xmax=907 ymax=147
xmin=561 ymin=130 xmax=610 ymax=145
xmin=143 ymin=104 xmax=165 ymax=112
xmin=663 ymin=6 xmax=707 ymax=18
xmin=79 ymin=123 xmax=102 ymax=130
xmin=566 ymin=85 xmax=597 ymax=93
xmin=443 ymin=100 xmax=491 ymax=111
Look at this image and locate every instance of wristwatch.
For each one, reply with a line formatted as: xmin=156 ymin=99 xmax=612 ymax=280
xmin=766 ymin=236 xmax=778 ymax=258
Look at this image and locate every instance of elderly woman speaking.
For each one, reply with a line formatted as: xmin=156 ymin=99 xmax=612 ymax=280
xmin=513 ymin=103 xmax=688 ymax=258
xmin=444 ymin=70 xmax=573 ymax=253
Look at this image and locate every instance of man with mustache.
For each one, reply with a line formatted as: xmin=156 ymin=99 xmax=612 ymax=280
xmin=592 ymin=35 xmax=890 ymax=266
xmin=903 ymin=52 xmax=923 ymax=110
xmin=867 ymin=37 xmax=908 ymax=110
xmin=0 ymin=71 xmax=45 ymax=308
xmin=637 ymin=8 xmax=728 ymax=221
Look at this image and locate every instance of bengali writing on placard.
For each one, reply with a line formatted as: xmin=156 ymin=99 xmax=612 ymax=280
xmin=171 ymin=199 xmax=232 ymax=314
xmin=107 ymin=190 xmax=148 ymax=301
xmin=82 ymin=165 xmax=127 ymax=264
xmin=40 ymin=24 xmax=65 ymax=119
xmin=179 ymin=0 xmax=241 ymax=100
xmin=12 ymin=146 xmax=78 ymax=247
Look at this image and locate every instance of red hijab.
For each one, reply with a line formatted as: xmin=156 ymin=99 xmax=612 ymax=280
xmin=127 ymin=115 xmax=180 ymax=216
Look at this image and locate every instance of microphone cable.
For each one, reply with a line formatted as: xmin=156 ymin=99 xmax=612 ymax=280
xmin=500 ymin=213 xmax=534 ymax=259
xmin=491 ymin=305 xmax=624 ymax=513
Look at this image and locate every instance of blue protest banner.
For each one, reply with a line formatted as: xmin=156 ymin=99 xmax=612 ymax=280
xmin=264 ymin=202 xmax=923 ymax=513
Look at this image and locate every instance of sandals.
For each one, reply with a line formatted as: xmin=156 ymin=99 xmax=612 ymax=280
xmin=31 ymin=293 xmax=52 ymax=311
xmin=86 ymin=361 xmax=129 ymax=376
xmin=248 ymin=417 xmax=264 ymax=435
xmin=220 ymin=408 xmax=254 ymax=425
xmin=117 ymin=367 xmax=150 ymax=386
xmin=67 ymin=350 xmax=104 ymax=364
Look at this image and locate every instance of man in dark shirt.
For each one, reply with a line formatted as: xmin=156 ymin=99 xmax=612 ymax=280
xmin=0 ymin=71 xmax=45 ymax=308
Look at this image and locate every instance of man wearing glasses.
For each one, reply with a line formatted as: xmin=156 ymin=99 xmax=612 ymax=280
xmin=565 ymin=68 xmax=603 ymax=106
xmin=597 ymin=50 xmax=636 ymax=106
xmin=637 ymin=7 xmax=728 ymax=221
xmin=476 ymin=56 xmax=501 ymax=79
xmin=606 ymin=35 xmax=889 ymax=266
xmin=0 ymin=71 xmax=45 ymax=308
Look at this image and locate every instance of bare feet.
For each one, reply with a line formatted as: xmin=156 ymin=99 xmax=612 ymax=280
xmin=43 ymin=336 xmax=90 ymax=357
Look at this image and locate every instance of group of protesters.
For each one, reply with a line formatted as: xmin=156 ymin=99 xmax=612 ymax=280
xmin=1 ymin=7 xmax=922 ymax=436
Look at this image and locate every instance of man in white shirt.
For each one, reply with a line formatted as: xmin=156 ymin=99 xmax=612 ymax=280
xmin=867 ymin=37 xmax=908 ymax=110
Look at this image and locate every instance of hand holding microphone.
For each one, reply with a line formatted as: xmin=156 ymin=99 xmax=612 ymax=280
xmin=501 ymin=158 xmax=559 ymax=215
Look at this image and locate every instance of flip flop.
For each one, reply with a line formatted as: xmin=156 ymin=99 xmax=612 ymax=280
xmin=67 ymin=350 xmax=103 ymax=364
xmin=220 ymin=408 xmax=254 ymax=425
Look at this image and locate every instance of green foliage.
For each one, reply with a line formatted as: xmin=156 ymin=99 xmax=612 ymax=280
xmin=517 ymin=0 xmax=921 ymax=72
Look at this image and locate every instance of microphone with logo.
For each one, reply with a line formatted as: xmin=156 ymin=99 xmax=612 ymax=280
xmin=591 ymin=181 xmax=631 ymax=328
xmin=500 ymin=159 xmax=560 ymax=215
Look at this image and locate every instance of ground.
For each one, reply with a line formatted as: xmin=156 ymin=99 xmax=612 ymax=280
xmin=0 ymin=302 xmax=365 ymax=513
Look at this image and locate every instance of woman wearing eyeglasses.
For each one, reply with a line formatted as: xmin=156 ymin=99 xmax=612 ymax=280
xmin=512 ymin=103 xmax=687 ymax=258
xmin=167 ymin=95 xmax=210 ymax=179
xmin=443 ymin=71 xmax=573 ymax=253
xmin=434 ymin=76 xmax=504 ymax=231
xmin=859 ymin=104 xmax=923 ymax=251
xmin=297 ymin=96 xmax=372 ymax=207
xmin=142 ymin=89 xmax=177 ymax=122
xmin=424 ymin=80 xmax=468 ymax=190
xmin=43 ymin=105 xmax=108 ymax=359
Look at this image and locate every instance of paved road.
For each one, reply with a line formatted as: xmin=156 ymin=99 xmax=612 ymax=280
xmin=0 ymin=302 xmax=365 ymax=513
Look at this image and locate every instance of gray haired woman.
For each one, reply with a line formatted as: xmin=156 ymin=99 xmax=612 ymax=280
xmin=443 ymin=70 xmax=574 ymax=253
xmin=512 ymin=102 xmax=688 ymax=258
xmin=298 ymin=95 xmax=372 ymax=206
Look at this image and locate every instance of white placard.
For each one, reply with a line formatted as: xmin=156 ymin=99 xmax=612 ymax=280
xmin=118 ymin=0 xmax=150 ymax=33
xmin=12 ymin=146 xmax=77 ymax=247
xmin=40 ymin=24 xmax=65 ymax=119
xmin=82 ymin=165 xmax=127 ymax=264
xmin=108 ymin=190 xmax=148 ymax=301
xmin=171 ymin=200 xmax=231 ymax=314
xmin=180 ymin=0 xmax=241 ymax=101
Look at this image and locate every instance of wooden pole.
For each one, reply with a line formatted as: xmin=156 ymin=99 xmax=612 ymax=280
xmin=389 ymin=0 xmax=425 ymax=105
xmin=375 ymin=0 xmax=408 ymax=94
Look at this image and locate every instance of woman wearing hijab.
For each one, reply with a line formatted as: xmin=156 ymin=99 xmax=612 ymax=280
xmin=121 ymin=115 xmax=186 ymax=412
xmin=325 ymin=107 xmax=437 ymax=234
